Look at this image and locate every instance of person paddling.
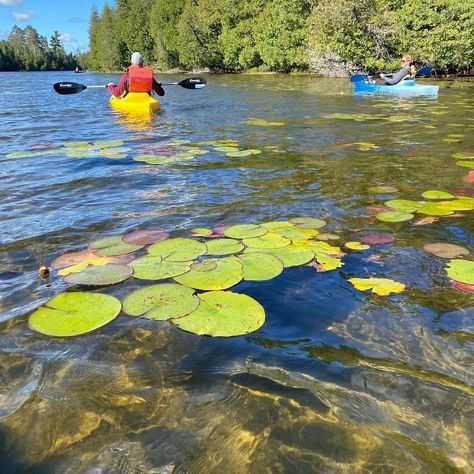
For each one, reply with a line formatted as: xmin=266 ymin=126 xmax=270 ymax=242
xmin=107 ymin=52 xmax=165 ymax=98
xmin=380 ymin=55 xmax=417 ymax=85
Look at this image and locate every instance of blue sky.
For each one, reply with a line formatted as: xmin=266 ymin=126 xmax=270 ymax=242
xmin=0 ymin=0 xmax=113 ymax=52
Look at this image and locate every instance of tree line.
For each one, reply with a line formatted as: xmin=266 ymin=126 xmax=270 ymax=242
xmin=0 ymin=25 xmax=77 ymax=71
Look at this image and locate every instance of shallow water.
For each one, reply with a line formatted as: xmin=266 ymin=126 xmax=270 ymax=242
xmin=0 ymin=71 xmax=473 ymax=473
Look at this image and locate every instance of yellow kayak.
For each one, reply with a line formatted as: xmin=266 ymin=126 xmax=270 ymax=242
xmin=109 ymin=92 xmax=160 ymax=114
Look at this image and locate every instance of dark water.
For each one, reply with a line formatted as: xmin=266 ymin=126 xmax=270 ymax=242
xmin=0 ymin=71 xmax=473 ymax=473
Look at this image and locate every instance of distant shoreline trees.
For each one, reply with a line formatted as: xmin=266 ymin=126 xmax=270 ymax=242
xmin=0 ymin=25 xmax=77 ymax=71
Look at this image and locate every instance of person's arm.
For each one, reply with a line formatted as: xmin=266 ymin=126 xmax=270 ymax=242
xmin=381 ymin=67 xmax=411 ymax=85
xmin=107 ymin=72 xmax=128 ymax=97
xmin=152 ymin=78 xmax=165 ymax=96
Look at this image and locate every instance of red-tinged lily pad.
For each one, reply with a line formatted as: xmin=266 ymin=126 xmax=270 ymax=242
xmin=462 ymin=171 xmax=474 ymax=183
xmin=28 ymin=292 xmax=121 ymax=337
xmin=376 ymin=211 xmax=414 ymax=222
xmin=122 ymin=283 xmax=199 ymax=320
xmin=366 ymin=205 xmax=393 ymax=215
xmin=423 ymin=243 xmax=470 ymax=259
xmin=122 ymin=229 xmax=169 ymax=245
xmin=172 ymin=291 xmax=265 ymax=337
xmin=361 ymin=234 xmax=394 ymax=245
xmin=52 ymin=248 xmax=132 ymax=269
xmin=450 ymin=281 xmax=474 ymax=294
xmin=89 ymin=235 xmax=143 ymax=256
xmin=64 ymin=264 xmax=132 ymax=286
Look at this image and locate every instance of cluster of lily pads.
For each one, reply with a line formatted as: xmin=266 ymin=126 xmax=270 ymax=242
xmin=28 ymin=217 xmax=414 ymax=339
xmin=453 ymin=151 xmax=474 ymax=170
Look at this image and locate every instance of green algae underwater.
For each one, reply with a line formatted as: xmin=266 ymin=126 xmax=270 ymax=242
xmin=0 ymin=72 xmax=473 ymax=472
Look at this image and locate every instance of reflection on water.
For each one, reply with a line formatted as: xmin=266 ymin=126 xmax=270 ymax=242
xmin=0 ymin=72 xmax=473 ymax=472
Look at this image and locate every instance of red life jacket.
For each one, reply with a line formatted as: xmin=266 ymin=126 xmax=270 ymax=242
xmin=127 ymin=65 xmax=153 ymax=93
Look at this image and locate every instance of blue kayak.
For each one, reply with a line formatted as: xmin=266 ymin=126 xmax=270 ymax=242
xmin=354 ymin=78 xmax=439 ymax=96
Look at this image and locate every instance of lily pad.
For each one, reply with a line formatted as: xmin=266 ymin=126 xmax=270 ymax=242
xmin=89 ymin=235 xmax=143 ymax=256
xmin=148 ymin=238 xmax=207 ymax=261
xmin=243 ymin=118 xmax=285 ymax=127
xmin=289 ymin=217 xmax=326 ymax=229
xmin=191 ymin=228 xmax=213 ymax=237
xmin=361 ymin=234 xmax=394 ymax=245
xmin=244 ymin=245 xmax=315 ymax=268
xmin=437 ymin=199 xmax=474 ymax=211
xmin=214 ymin=146 xmax=240 ymax=152
xmin=52 ymin=249 xmax=132 ymax=270
xmin=348 ymin=277 xmax=405 ymax=296
xmin=122 ymin=283 xmax=199 ymax=320
xmin=316 ymin=233 xmax=340 ymax=241
xmin=237 ymin=253 xmax=284 ymax=280
xmin=368 ymin=185 xmax=399 ymax=194
xmin=93 ymin=140 xmax=124 ymax=148
xmin=174 ymin=257 xmax=243 ymax=290
xmin=172 ymin=291 xmax=265 ymax=337
xmin=224 ymin=224 xmax=267 ymax=239
xmin=450 ymin=281 xmax=474 ymax=294
xmin=456 ymin=161 xmax=474 ymax=169
xmin=225 ymin=150 xmax=257 ymax=157
xmin=130 ymin=256 xmax=191 ymax=280
xmin=29 ymin=292 xmax=121 ymax=337
xmin=314 ymin=253 xmax=344 ymax=271
xmin=262 ymin=222 xmax=318 ymax=240
xmin=421 ymin=190 xmax=455 ymax=200
xmin=292 ymin=240 xmax=342 ymax=256
xmin=446 ymin=259 xmax=474 ymax=285
xmin=64 ymin=264 xmax=132 ymax=286
xmin=133 ymin=155 xmax=176 ymax=165
xmin=122 ymin=229 xmax=169 ymax=245
xmin=243 ymin=233 xmax=291 ymax=249
xmin=385 ymin=199 xmax=422 ymax=212
xmin=417 ymin=203 xmax=454 ymax=216
xmin=205 ymin=238 xmax=244 ymax=256
xmin=345 ymin=241 xmax=370 ymax=251
xmin=376 ymin=211 xmax=414 ymax=222
xmin=423 ymin=243 xmax=469 ymax=259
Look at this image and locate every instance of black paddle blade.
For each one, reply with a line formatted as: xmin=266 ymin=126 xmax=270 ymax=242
xmin=53 ymin=82 xmax=87 ymax=95
xmin=178 ymin=77 xmax=207 ymax=89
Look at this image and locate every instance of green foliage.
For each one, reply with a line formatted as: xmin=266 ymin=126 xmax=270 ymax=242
xmin=0 ymin=25 xmax=76 ymax=71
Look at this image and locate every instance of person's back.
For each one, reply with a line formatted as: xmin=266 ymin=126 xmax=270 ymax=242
xmin=380 ymin=55 xmax=416 ymax=85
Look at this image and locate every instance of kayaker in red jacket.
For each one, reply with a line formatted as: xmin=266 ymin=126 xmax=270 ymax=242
xmin=107 ymin=52 xmax=165 ymax=97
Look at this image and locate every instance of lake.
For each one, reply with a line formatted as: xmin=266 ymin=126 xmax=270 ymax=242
xmin=0 ymin=71 xmax=473 ymax=473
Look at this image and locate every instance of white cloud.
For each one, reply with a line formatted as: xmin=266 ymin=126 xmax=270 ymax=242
xmin=59 ymin=33 xmax=77 ymax=43
xmin=0 ymin=0 xmax=22 ymax=6
xmin=12 ymin=9 xmax=34 ymax=21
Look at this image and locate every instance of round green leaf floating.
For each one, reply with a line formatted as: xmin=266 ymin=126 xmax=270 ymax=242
xmin=205 ymin=238 xmax=244 ymax=256
xmin=90 ymin=235 xmax=142 ymax=256
xmin=224 ymin=224 xmax=267 ymax=239
xmin=172 ymin=291 xmax=265 ymax=337
xmin=376 ymin=211 xmax=414 ymax=222
xmin=368 ymin=185 xmax=399 ymax=194
xmin=225 ymin=149 xmax=261 ymax=157
xmin=423 ymin=243 xmax=469 ymax=259
xmin=130 ymin=256 xmax=191 ymax=280
xmin=174 ymin=257 xmax=243 ymax=290
xmin=243 ymin=232 xmax=291 ymax=249
xmin=385 ymin=199 xmax=422 ymax=212
xmin=133 ymin=155 xmax=176 ymax=165
xmin=446 ymin=259 xmax=474 ymax=285
xmin=122 ymin=229 xmax=169 ymax=245
xmin=237 ymin=253 xmax=284 ymax=281
xmin=122 ymin=283 xmax=199 ymax=320
xmin=421 ymin=190 xmax=455 ymax=200
xmin=262 ymin=222 xmax=318 ymax=240
xmin=191 ymin=228 xmax=213 ymax=237
xmin=289 ymin=217 xmax=326 ymax=229
xmin=456 ymin=161 xmax=474 ymax=169
xmin=417 ymin=203 xmax=454 ymax=216
xmin=437 ymin=199 xmax=474 ymax=211
xmin=148 ymin=238 xmax=207 ymax=261
xmin=345 ymin=241 xmax=370 ymax=250
xmin=29 ymin=292 xmax=121 ymax=337
xmin=64 ymin=264 xmax=132 ymax=286
xmin=244 ymin=245 xmax=314 ymax=268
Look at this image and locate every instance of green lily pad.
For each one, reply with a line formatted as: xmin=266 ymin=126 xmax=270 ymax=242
xmin=368 ymin=185 xmax=399 ymax=194
xmin=345 ymin=241 xmax=370 ymax=251
xmin=172 ymin=291 xmax=265 ymax=337
xmin=314 ymin=253 xmax=344 ymax=271
xmin=237 ymin=253 xmax=284 ymax=280
xmin=446 ymin=259 xmax=474 ymax=284
xmin=89 ymin=235 xmax=142 ymax=256
xmin=423 ymin=243 xmax=469 ymax=259
xmin=182 ymin=148 xmax=208 ymax=155
xmin=133 ymin=155 xmax=176 ymax=165
xmin=456 ymin=161 xmax=474 ymax=169
xmin=223 ymin=224 xmax=267 ymax=239
xmin=243 ymin=118 xmax=285 ymax=127
xmin=205 ymin=238 xmax=244 ymax=256
xmin=292 ymin=240 xmax=342 ymax=256
xmin=289 ymin=217 xmax=326 ymax=229
xmin=130 ymin=256 xmax=192 ymax=280
xmin=64 ymin=264 xmax=132 ymax=286
xmin=148 ymin=238 xmax=207 ymax=261
xmin=93 ymin=140 xmax=124 ymax=148
xmin=437 ymin=198 xmax=474 ymax=211
xmin=385 ymin=199 xmax=422 ymax=212
xmin=173 ymin=152 xmax=195 ymax=161
xmin=173 ymin=257 xmax=243 ymax=290
xmin=348 ymin=277 xmax=405 ymax=296
xmin=64 ymin=141 xmax=92 ymax=148
xmin=452 ymin=152 xmax=474 ymax=160
xmin=243 ymin=233 xmax=291 ymax=249
xmin=417 ymin=203 xmax=454 ymax=216
xmin=421 ymin=190 xmax=455 ymax=200
xmin=29 ymin=292 xmax=121 ymax=337
xmin=376 ymin=211 xmax=414 ymax=222
xmin=262 ymin=222 xmax=318 ymax=240
xmin=244 ymin=245 xmax=315 ymax=268
xmin=191 ymin=228 xmax=213 ymax=237
xmin=122 ymin=283 xmax=199 ymax=320
xmin=316 ymin=233 xmax=340 ymax=241
xmin=225 ymin=150 xmax=256 ymax=157
xmin=214 ymin=146 xmax=240 ymax=152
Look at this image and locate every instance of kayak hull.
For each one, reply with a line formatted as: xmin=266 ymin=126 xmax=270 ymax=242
xmin=110 ymin=92 xmax=160 ymax=113
xmin=354 ymin=79 xmax=439 ymax=96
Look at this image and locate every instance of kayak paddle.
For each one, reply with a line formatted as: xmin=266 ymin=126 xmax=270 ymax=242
xmin=350 ymin=66 xmax=433 ymax=83
xmin=53 ymin=77 xmax=207 ymax=95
